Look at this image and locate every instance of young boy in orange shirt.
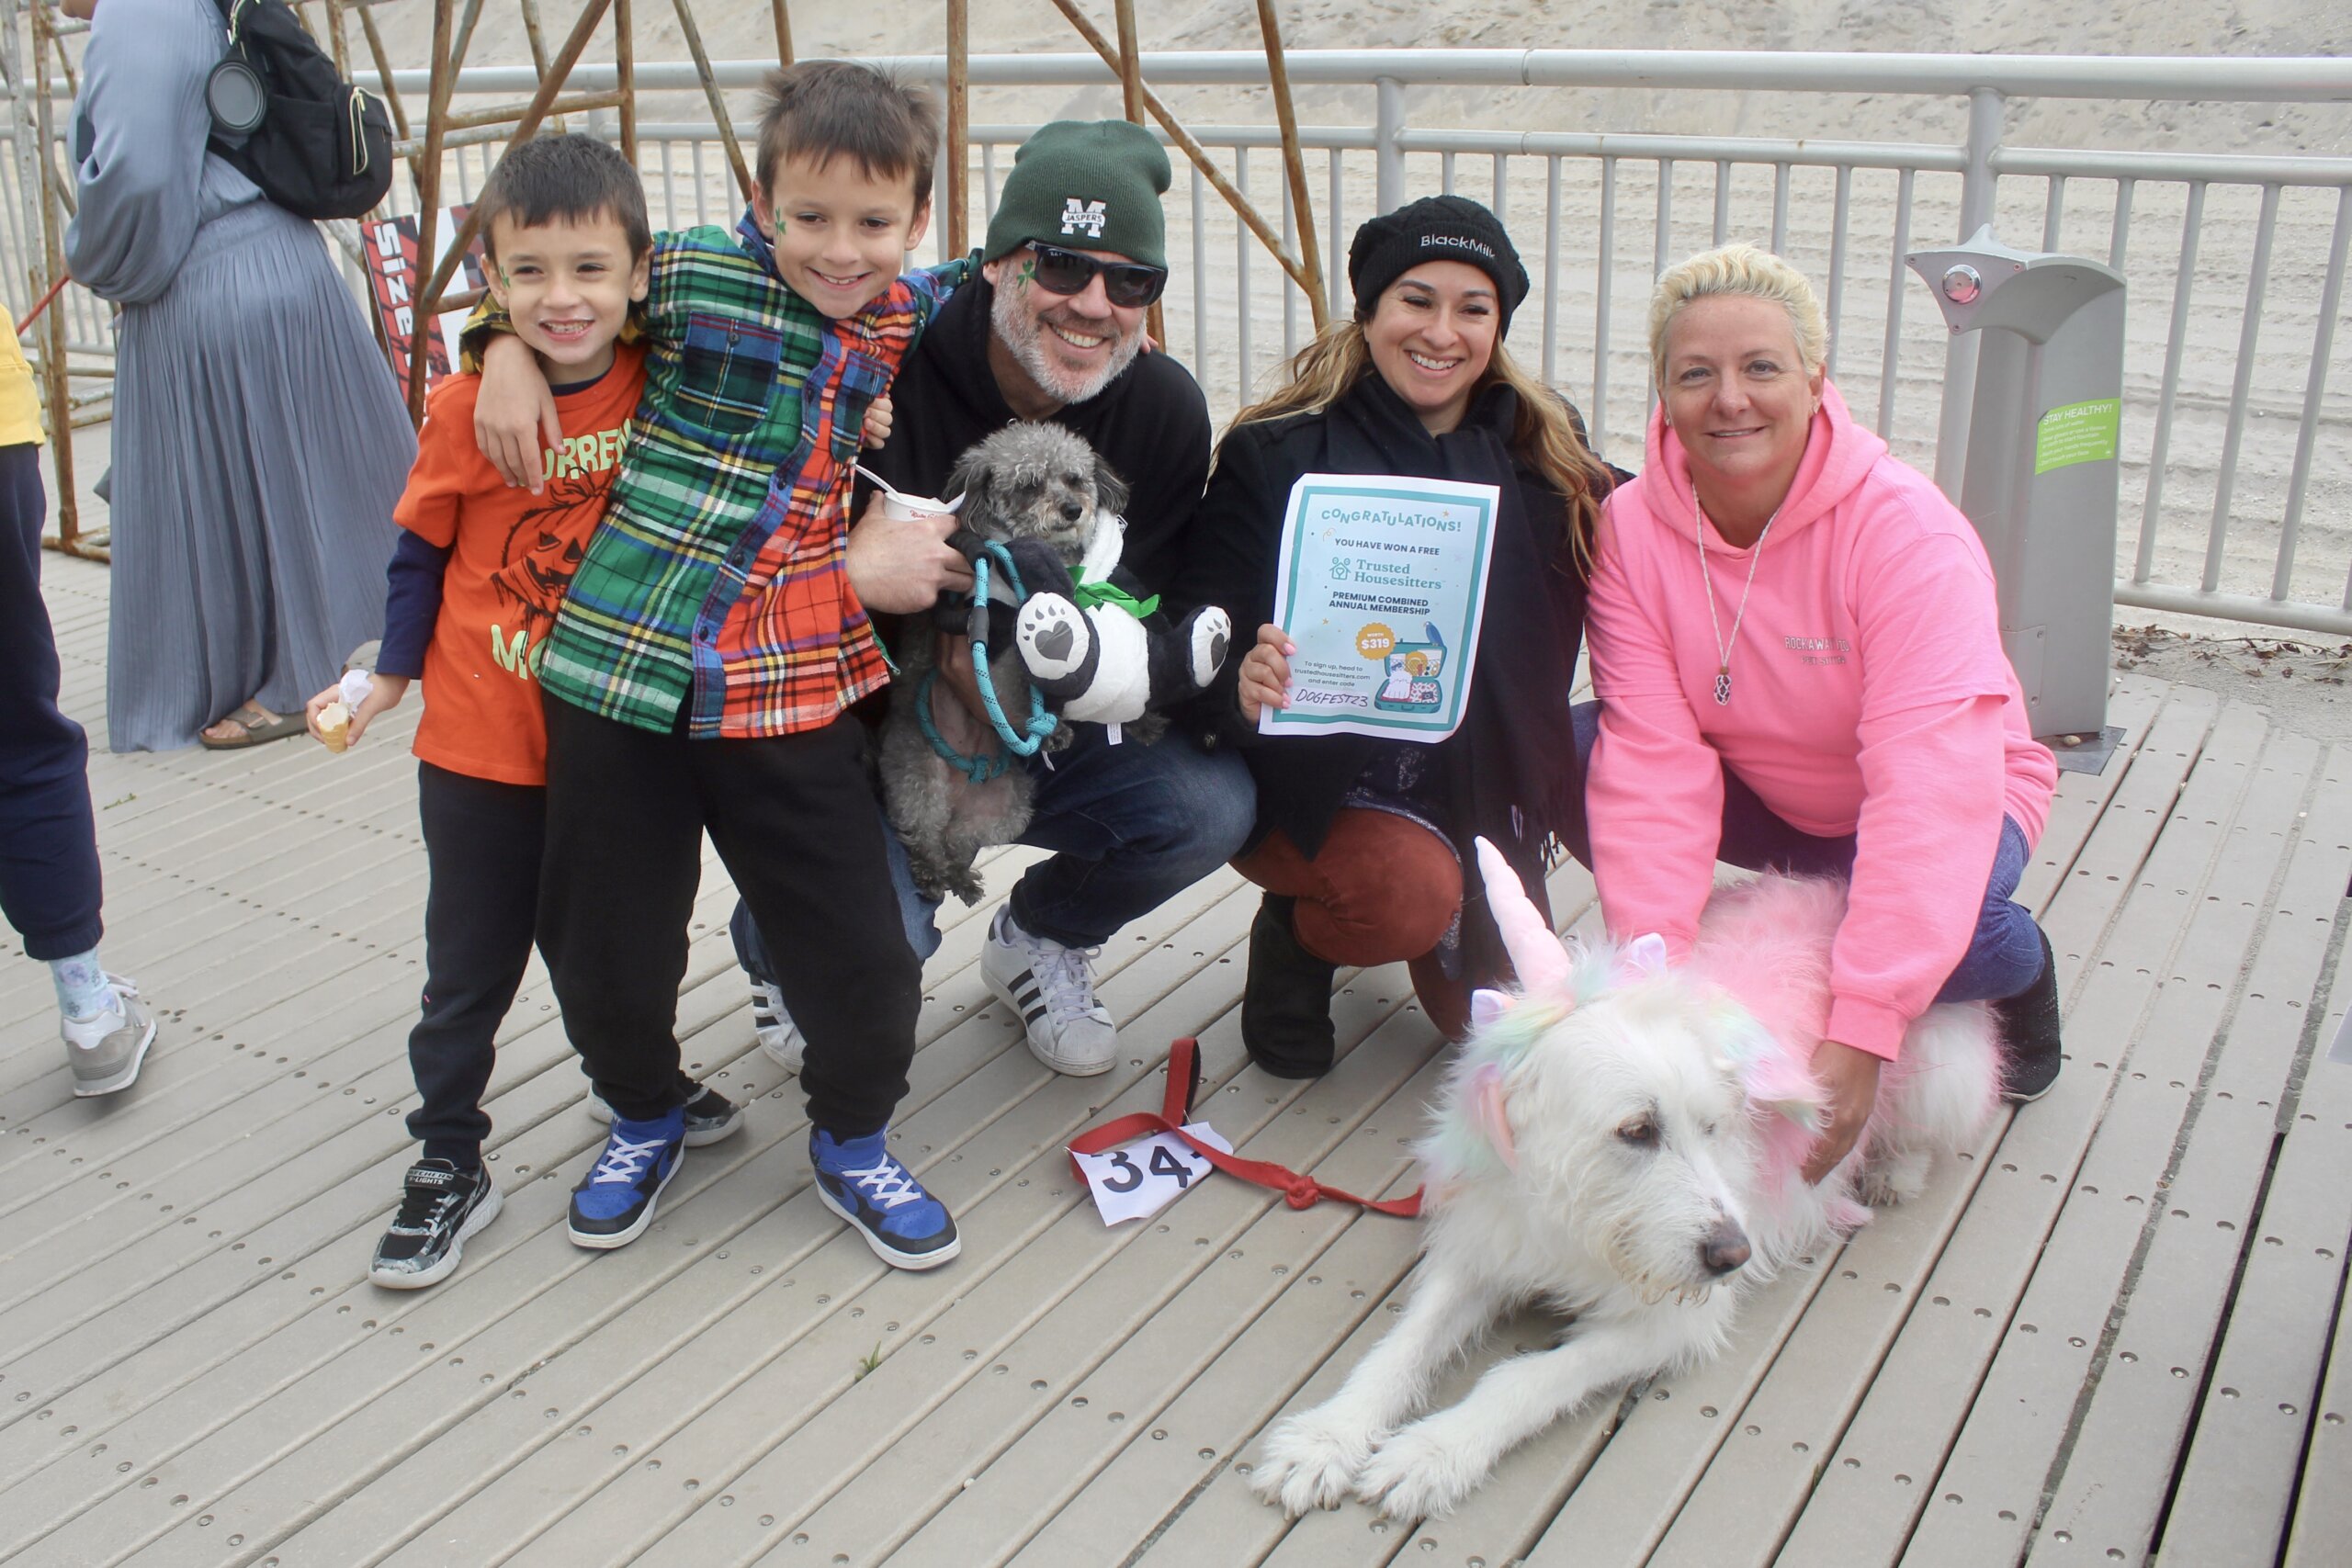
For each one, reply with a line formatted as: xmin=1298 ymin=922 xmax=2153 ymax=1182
xmin=308 ymin=134 xmax=741 ymax=1289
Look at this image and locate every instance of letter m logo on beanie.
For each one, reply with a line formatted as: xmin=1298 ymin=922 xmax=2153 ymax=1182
xmin=1059 ymin=197 xmax=1109 ymax=240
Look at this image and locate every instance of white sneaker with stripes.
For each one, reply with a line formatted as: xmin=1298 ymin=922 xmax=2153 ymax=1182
xmin=748 ymin=976 xmax=806 ymax=1074
xmin=980 ymin=908 xmax=1116 ymax=1077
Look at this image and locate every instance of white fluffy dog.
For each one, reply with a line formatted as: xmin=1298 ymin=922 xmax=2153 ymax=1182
xmin=1251 ymin=840 xmax=2003 ymax=1520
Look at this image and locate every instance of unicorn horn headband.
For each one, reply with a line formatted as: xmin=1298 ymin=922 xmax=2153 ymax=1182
xmin=1474 ymin=838 xmax=1569 ymax=993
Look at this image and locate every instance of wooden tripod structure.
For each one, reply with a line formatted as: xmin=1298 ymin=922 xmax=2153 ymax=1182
xmin=1034 ymin=0 xmax=1329 ymax=333
xmin=390 ymin=0 xmax=793 ymax=423
xmin=942 ymin=3 xmax=1330 ymax=341
xmin=12 ymin=0 xmax=1327 ymax=553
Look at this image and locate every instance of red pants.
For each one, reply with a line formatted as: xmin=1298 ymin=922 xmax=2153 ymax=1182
xmin=1236 ymin=808 xmax=1547 ymax=1040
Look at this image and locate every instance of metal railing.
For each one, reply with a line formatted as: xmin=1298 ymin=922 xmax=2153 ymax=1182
xmin=8 ymin=46 xmax=2351 ymax=633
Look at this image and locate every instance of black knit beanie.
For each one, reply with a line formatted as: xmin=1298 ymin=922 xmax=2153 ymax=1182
xmin=982 ymin=119 xmax=1171 ymax=269
xmin=1347 ymin=195 xmax=1529 ymax=334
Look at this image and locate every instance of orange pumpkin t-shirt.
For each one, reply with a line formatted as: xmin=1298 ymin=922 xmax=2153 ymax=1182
xmin=395 ymin=344 xmax=648 ymax=785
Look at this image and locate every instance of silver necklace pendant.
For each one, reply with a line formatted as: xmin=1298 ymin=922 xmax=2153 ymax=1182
xmin=1692 ymin=479 xmax=1779 ymax=718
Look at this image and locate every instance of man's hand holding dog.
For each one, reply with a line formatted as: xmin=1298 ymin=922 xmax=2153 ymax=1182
xmin=1801 ymin=1040 xmax=1883 ymax=1184
xmin=1238 ymin=624 xmax=1295 ymax=723
xmin=933 ymin=631 xmax=989 ymax=724
xmin=846 ymin=494 xmax=974 ymax=615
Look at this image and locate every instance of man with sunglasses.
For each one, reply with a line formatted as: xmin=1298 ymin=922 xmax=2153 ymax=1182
xmin=734 ymin=118 xmax=1255 ymax=1078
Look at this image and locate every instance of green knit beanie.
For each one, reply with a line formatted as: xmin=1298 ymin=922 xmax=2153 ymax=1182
xmin=982 ymin=119 xmax=1171 ymax=269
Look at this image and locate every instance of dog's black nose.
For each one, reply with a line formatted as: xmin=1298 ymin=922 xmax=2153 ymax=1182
xmin=1060 ymin=501 xmax=1086 ymax=522
xmin=1700 ymin=1218 xmax=1751 ymax=1277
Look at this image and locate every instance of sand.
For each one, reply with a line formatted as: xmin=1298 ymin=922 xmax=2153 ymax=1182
xmin=369 ymin=2 xmax=2352 ymax=157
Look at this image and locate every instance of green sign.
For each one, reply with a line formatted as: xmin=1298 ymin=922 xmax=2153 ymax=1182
xmin=2034 ymin=396 xmax=2121 ymax=475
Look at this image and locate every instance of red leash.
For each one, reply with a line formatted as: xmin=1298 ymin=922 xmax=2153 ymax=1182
xmin=16 ymin=274 xmax=69 ymax=336
xmin=1067 ymin=1036 xmax=1423 ymax=1218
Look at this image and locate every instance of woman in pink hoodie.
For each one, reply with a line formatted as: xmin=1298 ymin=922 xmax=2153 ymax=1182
xmin=1564 ymin=243 xmax=2064 ymax=1184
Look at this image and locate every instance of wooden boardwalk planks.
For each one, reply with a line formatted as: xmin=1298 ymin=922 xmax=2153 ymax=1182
xmin=2160 ymin=814 xmax=2352 ymax=1567
xmin=7 ymin=554 xmax=2350 ymax=1567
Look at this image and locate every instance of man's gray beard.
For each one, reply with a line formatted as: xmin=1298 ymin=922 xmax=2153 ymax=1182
xmin=993 ymin=279 xmax=1144 ymax=408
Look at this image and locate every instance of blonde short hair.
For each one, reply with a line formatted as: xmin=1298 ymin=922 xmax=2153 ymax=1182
xmin=1648 ymin=243 xmax=1828 ymax=385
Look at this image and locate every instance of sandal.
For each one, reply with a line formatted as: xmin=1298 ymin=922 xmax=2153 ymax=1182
xmin=198 ymin=701 xmax=308 ymax=750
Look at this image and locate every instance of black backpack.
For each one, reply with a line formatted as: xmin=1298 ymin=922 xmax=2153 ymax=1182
xmin=203 ymin=0 xmax=393 ymax=220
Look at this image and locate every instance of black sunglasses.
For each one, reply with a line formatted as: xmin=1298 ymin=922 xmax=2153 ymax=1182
xmin=1021 ymin=241 xmax=1169 ymax=308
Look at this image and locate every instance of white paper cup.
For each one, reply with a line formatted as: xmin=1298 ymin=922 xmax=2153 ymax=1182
xmin=880 ymin=491 xmax=951 ymax=522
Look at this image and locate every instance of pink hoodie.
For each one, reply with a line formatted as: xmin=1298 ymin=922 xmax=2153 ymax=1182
xmin=1586 ymin=381 xmax=2058 ymax=1059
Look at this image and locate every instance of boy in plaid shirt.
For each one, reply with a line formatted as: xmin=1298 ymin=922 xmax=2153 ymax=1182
xmin=471 ymin=63 xmax=966 ymax=1269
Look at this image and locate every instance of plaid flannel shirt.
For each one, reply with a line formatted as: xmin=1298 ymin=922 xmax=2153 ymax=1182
xmin=469 ymin=215 xmax=965 ymax=739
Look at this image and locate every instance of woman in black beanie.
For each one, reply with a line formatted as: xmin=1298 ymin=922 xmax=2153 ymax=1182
xmin=1164 ymin=196 xmax=1620 ymax=1077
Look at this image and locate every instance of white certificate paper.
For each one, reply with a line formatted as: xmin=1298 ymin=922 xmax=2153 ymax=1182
xmin=1261 ymin=472 xmax=1501 ymax=743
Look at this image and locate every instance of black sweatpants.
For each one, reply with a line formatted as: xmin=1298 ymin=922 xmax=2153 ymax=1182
xmin=0 ymin=443 xmax=103 ymax=963
xmin=538 ymin=694 xmax=919 ymax=1137
xmin=406 ymin=763 xmax=545 ymax=1167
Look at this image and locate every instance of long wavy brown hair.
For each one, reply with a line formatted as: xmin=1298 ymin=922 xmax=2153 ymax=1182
xmin=1227 ymin=318 xmax=1611 ymax=576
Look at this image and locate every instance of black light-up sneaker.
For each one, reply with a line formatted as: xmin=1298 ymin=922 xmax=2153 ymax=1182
xmin=809 ymin=1127 xmax=960 ymax=1270
xmin=587 ymin=1082 xmax=744 ymax=1146
xmin=369 ymin=1159 xmax=502 ymax=1289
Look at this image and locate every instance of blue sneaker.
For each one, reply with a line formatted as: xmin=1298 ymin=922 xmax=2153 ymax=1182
xmin=809 ymin=1128 xmax=961 ymax=1270
xmin=568 ymin=1108 xmax=684 ymax=1249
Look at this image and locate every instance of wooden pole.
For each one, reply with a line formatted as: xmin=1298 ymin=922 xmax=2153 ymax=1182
xmin=669 ymin=0 xmax=752 ymax=202
xmin=614 ymin=0 xmax=635 ymax=165
xmin=451 ymin=0 xmax=487 ymax=71
xmin=1044 ymin=0 xmax=1318 ymax=304
xmin=1107 ymin=1 xmax=1163 ymax=345
xmin=515 ymin=0 xmax=565 ymax=133
xmin=6 ymin=0 xmax=55 ymax=362
xmin=27 ymin=1 xmax=77 ymax=554
xmin=517 ymin=0 xmax=553 ymax=73
xmin=356 ymin=1 xmax=413 ymax=146
xmin=405 ymin=0 xmax=458 ymax=423
xmin=1112 ymin=0 xmax=1144 ymax=123
xmin=771 ymin=0 xmax=793 ymax=66
xmin=402 ymin=88 xmax=626 ymax=144
xmin=415 ymin=0 xmax=621 ymax=318
xmin=44 ymin=6 xmax=74 ymax=98
xmin=1258 ymin=0 xmax=1327 ymax=328
xmin=322 ymin=0 xmax=351 ymax=77
xmin=42 ymin=133 xmax=74 ymax=217
xmin=945 ymin=0 xmax=967 ymax=256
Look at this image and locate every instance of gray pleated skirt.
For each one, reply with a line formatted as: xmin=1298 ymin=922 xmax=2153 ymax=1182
xmin=105 ymin=198 xmax=414 ymax=751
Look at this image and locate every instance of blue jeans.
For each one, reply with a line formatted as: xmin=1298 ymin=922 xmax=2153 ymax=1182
xmin=1559 ymin=701 xmax=2043 ymax=1004
xmin=733 ymin=725 xmax=1257 ymax=981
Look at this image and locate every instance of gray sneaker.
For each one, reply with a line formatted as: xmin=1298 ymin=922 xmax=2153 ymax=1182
xmin=62 ymin=977 xmax=157 ymax=1098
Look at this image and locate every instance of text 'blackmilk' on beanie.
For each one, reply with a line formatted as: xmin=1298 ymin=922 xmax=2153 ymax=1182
xmin=1347 ymin=194 xmax=1530 ymax=335
xmin=981 ymin=119 xmax=1172 ymax=271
